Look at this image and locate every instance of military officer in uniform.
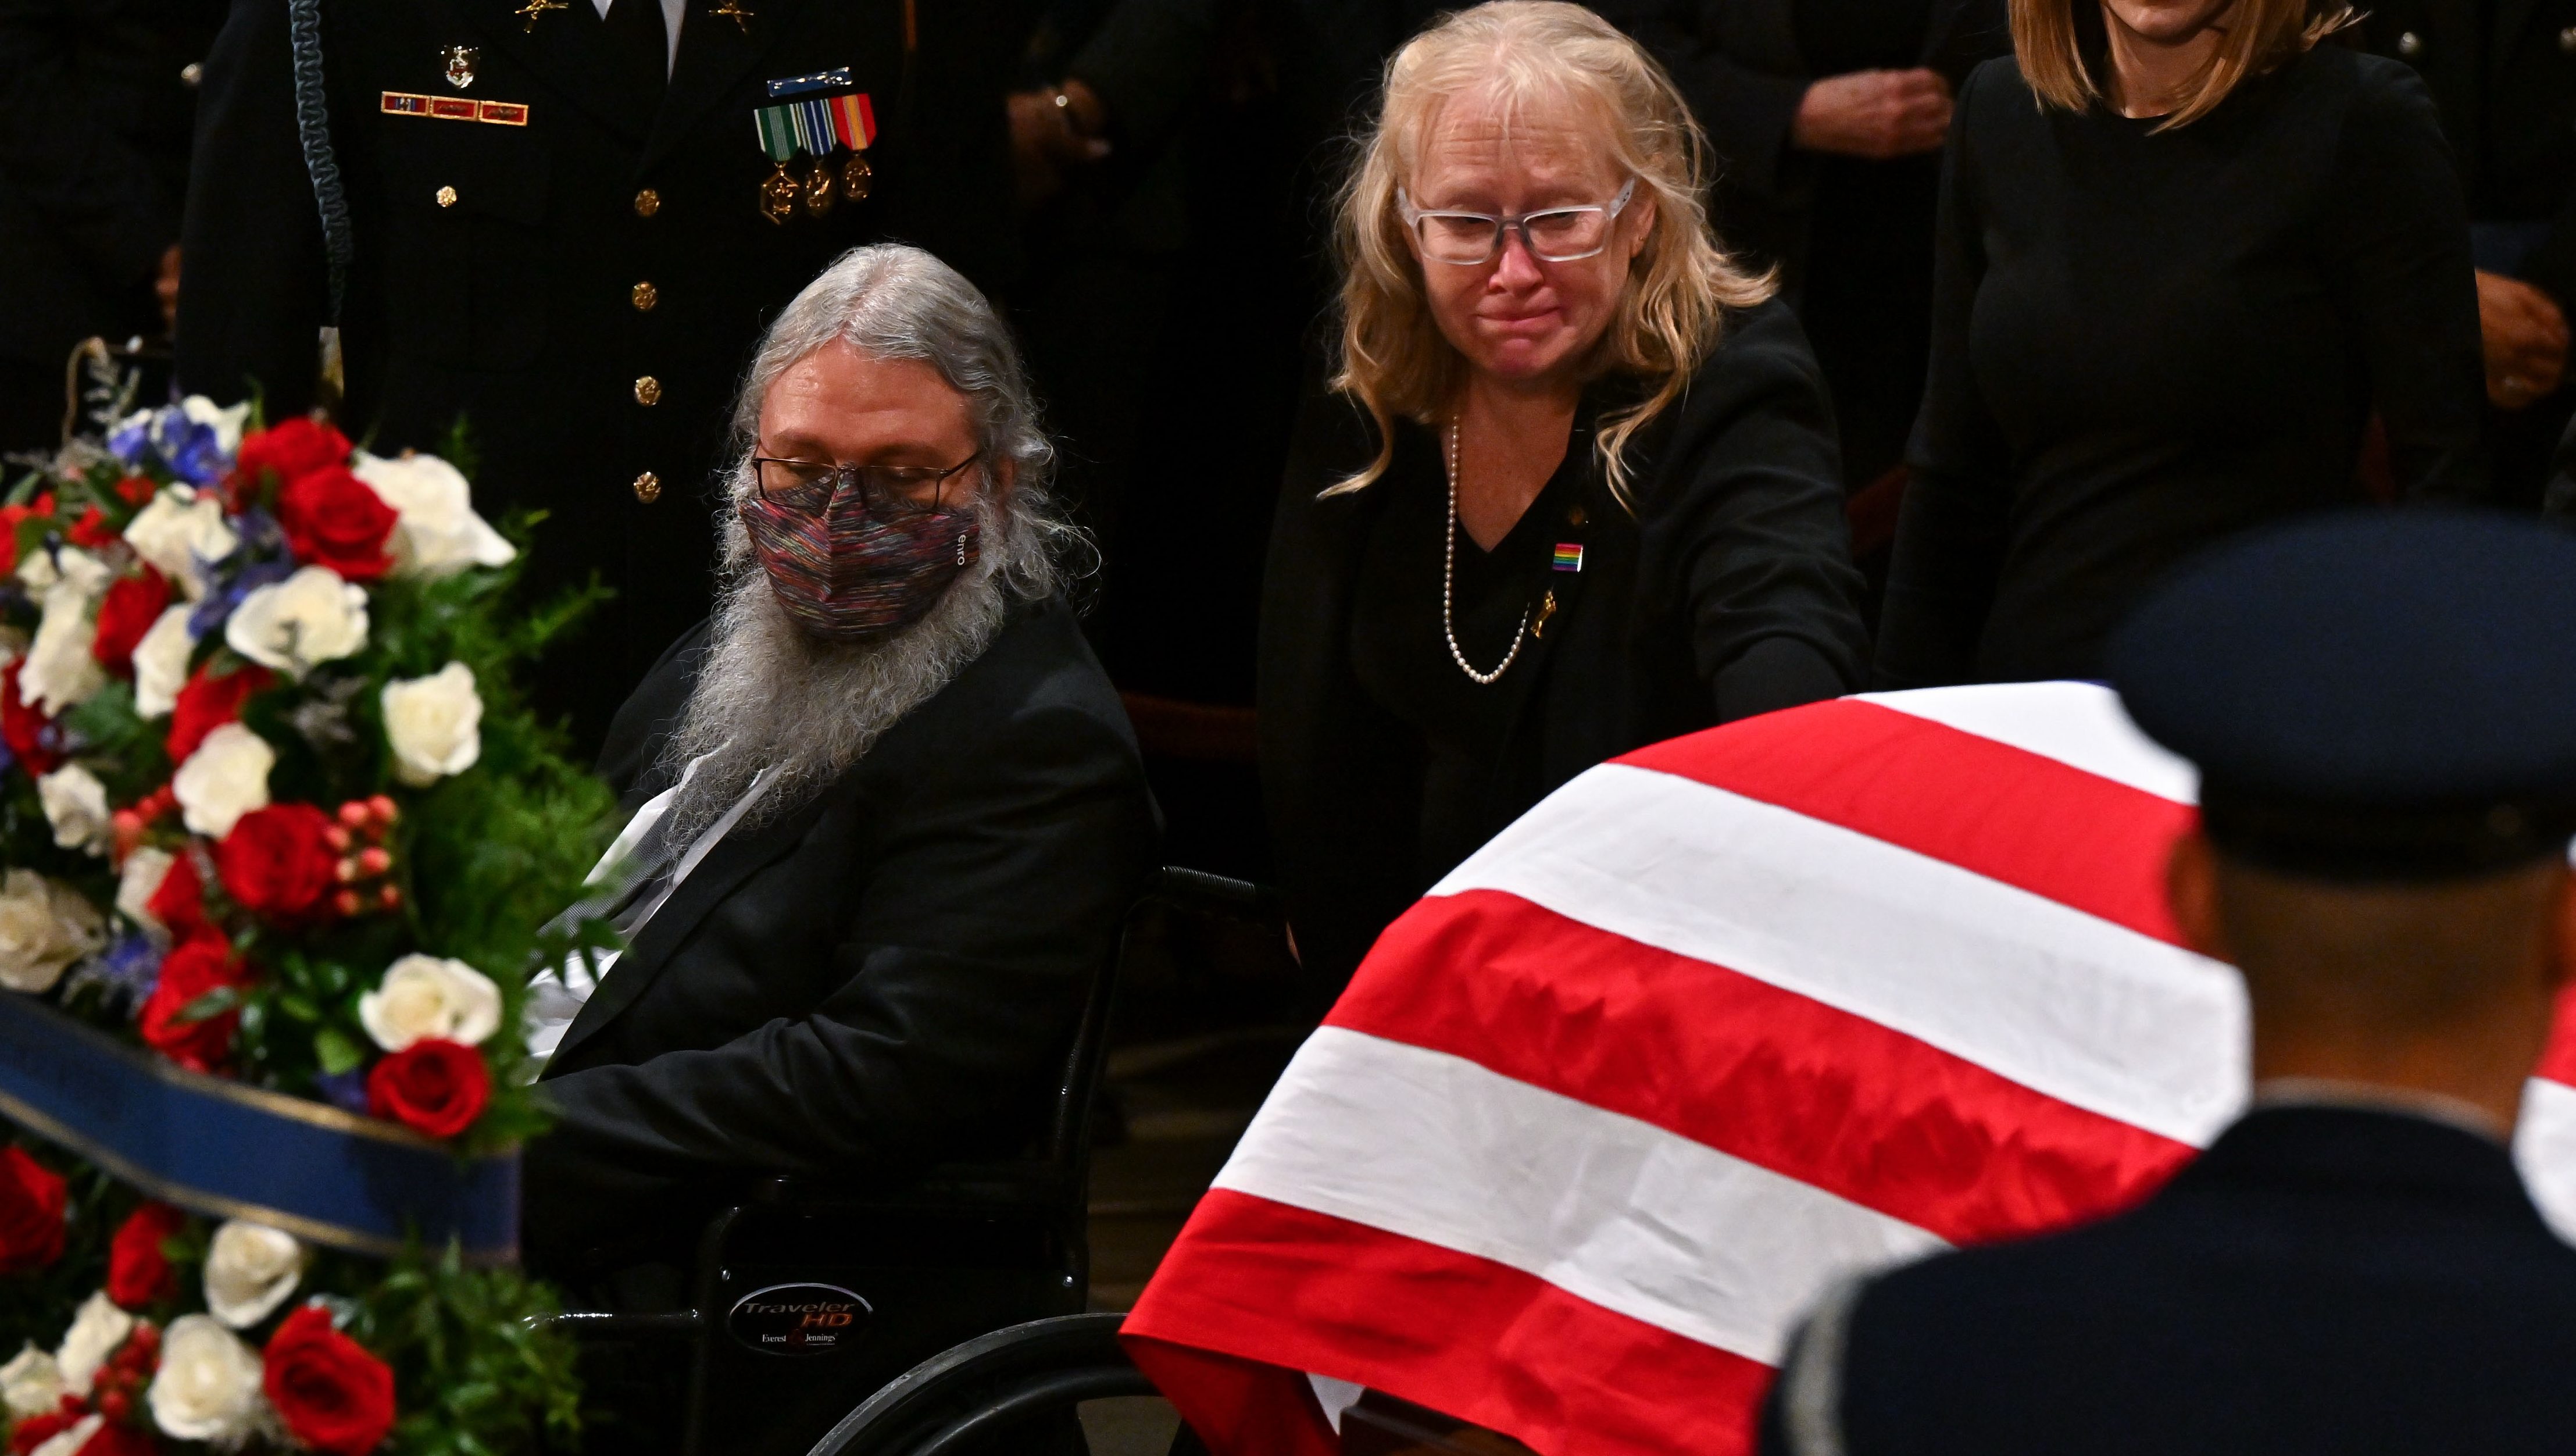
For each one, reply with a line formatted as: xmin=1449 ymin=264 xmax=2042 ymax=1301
xmin=176 ymin=0 xmax=1026 ymax=748
xmin=2359 ymin=1 xmax=2576 ymax=509
xmin=1760 ymin=511 xmax=2576 ymax=1456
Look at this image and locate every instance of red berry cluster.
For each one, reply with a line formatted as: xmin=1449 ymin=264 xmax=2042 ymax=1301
xmin=326 ymin=795 xmax=402 ymax=919
xmin=108 ymin=785 xmax=179 ymax=863
xmin=87 ymin=1319 xmax=161 ymax=1426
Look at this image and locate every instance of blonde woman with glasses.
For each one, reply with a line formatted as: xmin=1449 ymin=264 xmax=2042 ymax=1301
xmin=1259 ymin=1 xmax=1868 ymax=988
xmin=1871 ymin=0 xmax=2486 ymax=691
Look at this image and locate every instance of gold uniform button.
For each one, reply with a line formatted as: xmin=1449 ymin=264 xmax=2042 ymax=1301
xmin=631 ymin=281 xmax=658 ymax=312
xmin=634 ymin=375 xmax=662 ymax=406
xmin=435 ymin=185 xmax=458 ymax=208
xmin=634 ymin=187 xmax=661 ymax=217
xmin=633 ymin=471 xmax=662 ymax=503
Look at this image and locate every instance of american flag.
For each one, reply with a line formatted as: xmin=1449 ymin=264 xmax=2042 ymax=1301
xmin=1123 ymin=683 xmax=2576 ymax=1455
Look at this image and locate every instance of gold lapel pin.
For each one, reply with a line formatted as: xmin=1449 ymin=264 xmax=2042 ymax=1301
xmin=515 ymin=0 xmax=567 ymax=31
xmin=709 ymin=0 xmax=753 ymax=31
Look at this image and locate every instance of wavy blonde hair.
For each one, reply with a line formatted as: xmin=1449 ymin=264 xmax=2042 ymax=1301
xmin=1327 ymin=1 xmax=1774 ymax=499
xmin=2011 ymin=0 xmax=2355 ymax=130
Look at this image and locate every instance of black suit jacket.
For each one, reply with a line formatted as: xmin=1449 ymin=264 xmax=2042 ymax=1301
xmin=522 ymin=597 xmax=1158 ymax=1274
xmin=2356 ymin=0 xmax=2576 ymax=308
xmin=0 ymin=0 xmax=223 ymax=367
xmin=1760 ymin=1105 xmax=2576 ymax=1456
xmin=1259 ymin=299 xmax=1867 ymax=988
xmin=174 ymin=0 xmax=1026 ymax=747
xmin=1583 ymin=0 xmax=2005 ymax=289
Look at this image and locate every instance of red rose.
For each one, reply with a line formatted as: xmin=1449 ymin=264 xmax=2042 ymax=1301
xmin=106 ymin=1201 xmax=187 ymax=1308
xmin=0 ymin=493 xmax=58 ymax=575
xmin=74 ymin=1421 xmax=159 ymax=1456
xmin=230 ymin=417 xmax=351 ymax=507
xmin=167 ymin=662 xmax=272 ymax=764
xmin=144 ymin=848 xmax=206 ymax=939
xmin=262 ymin=1305 xmax=396 ymax=1456
xmin=90 ymin=568 xmax=172 ymax=677
xmin=0 ymin=659 xmax=58 ymax=776
xmin=365 ymin=1039 xmax=490 ymax=1140
xmin=0 ymin=1146 xmax=66 ymax=1275
xmin=66 ymin=506 xmax=116 ymax=551
xmin=112 ymin=475 xmax=156 ymax=508
xmin=7 ymin=1400 xmax=81 ymax=1456
xmin=138 ymin=934 xmax=249 ymax=1073
xmin=276 ymin=466 xmax=398 ymax=580
xmin=216 ymin=803 xmax=340 ymax=922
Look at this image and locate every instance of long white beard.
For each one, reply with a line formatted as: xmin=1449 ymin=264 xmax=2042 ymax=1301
xmin=652 ymin=505 xmax=1015 ymax=846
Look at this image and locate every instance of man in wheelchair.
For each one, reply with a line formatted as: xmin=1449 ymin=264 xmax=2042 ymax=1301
xmin=517 ymin=244 xmax=1157 ymax=1372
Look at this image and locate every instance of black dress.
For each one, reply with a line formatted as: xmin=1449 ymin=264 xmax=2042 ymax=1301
xmin=1260 ymin=298 xmax=1868 ymax=988
xmin=1873 ymin=46 xmax=2486 ymax=688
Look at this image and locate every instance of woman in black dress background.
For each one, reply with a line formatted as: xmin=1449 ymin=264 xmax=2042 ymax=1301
xmin=1260 ymin=2 xmax=1867 ymax=989
xmin=1872 ymin=0 xmax=2486 ymax=688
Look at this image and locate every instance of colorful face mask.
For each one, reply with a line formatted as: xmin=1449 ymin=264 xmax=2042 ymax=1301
xmin=737 ymin=488 xmax=980 ymax=643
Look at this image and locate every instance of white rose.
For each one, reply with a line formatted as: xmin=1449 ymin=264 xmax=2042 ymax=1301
xmin=14 ymin=545 xmax=109 ymax=602
xmin=115 ymin=847 xmax=176 ymax=938
xmin=147 ymin=1315 xmax=267 ymax=1447
xmin=27 ymin=1414 xmax=100 ymax=1456
xmin=202 ymin=1222 xmax=306 ymax=1330
xmin=53 ymin=1291 xmax=133 ymax=1397
xmin=353 ymin=451 xmax=516 ymax=580
xmin=36 ymin=765 xmax=110 ymax=857
xmin=0 ymin=869 xmax=107 ymax=994
xmin=131 ymin=605 xmax=198 ymax=719
xmin=379 ymin=662 xmax=481 ymax=787
xmin=359 ymin=954 xmax=502 ymax=1052
xmin=223 ymin=566 xmax=367 ymax=678
xmin=18 ymin=586 xmax=106 ymax=718
xmin=0 ymin=1342 xmax=65 ymax=1418
xmin=172 ymin=723 xmax=273 ymax=838
xmin=123 ymin=488 xmax=238 ymax=601
xmin=179 ymin=396 xmax=252 ymax=457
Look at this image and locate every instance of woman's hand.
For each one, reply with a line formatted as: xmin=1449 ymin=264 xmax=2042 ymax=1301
xmin=2477 ymin=270 xmax=2568 ymax=411
xmin=1791 ymin=69 xmax=1953 ymax=160
xmin=1006 ymin=78 xmax=1110 ymax=209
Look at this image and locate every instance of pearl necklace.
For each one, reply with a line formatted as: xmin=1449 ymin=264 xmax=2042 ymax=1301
xmin=1442 ymin=418 xmax=1530 ymax=686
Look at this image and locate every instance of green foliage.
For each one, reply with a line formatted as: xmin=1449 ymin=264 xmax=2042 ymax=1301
xmin=355 ymin=1241 xmax=583 ymax=1456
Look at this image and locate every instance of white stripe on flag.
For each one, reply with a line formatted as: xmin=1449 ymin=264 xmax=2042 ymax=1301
xmin=1431 ymin=763 xmax=2250 ymax=1146
xmin=1214 ymin=1026 xmax=1946 ymax=1365
xmin=2516 ymin=1076 xmax=2576 ymax=1243
xmin=1859 ymin=681 xmax=2200 ymax=805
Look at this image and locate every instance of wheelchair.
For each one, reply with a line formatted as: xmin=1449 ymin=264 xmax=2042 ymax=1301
xmin=541 ymin=868 xmax=1281 ymax=1456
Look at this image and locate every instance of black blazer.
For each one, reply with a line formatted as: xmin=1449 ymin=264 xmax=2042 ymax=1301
xmin=0 ymin=0 xmax=223 ymax=373
xmin=1259 ymin=299 xmax=1868 ymax=988
xmin=523 ymin=598 xmax=1158 ymax=1275
xmin=2356 ymin=0 xmax=2576 ymax=308
xmin=1584 ymin=0 xmax=2006 ymax=290
xmin=1760 ymin=1105 xmax=2576 ymax=1455
xmin=174 ymin=0 xmax=1024 ymax=747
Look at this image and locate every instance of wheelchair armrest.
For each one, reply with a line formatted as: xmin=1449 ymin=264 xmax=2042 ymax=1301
xmin=530 ymin=1308 xmax=706 ymax=1341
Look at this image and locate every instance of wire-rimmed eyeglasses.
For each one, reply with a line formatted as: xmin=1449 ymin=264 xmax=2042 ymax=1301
xmin=749 ymin=452 xmax=981 ymax=519
xmin=1396 ymin=177 xmax=1640 ymax=265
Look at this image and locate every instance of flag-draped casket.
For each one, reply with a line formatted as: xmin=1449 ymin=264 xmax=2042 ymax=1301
xmin=1122 ymin=683 xmax=2576 ymax=1455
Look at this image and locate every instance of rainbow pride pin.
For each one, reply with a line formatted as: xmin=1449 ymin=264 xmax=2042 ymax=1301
xmin=1552 ymin=543 xmax=1584 ymax=572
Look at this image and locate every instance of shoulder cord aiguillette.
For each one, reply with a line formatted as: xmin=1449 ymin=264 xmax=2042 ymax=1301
xmin=288 ymin=0 xmax=355 ymax=321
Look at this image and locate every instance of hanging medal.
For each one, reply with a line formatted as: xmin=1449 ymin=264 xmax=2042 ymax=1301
xmin=753 ymin=103 xmax=801 ymax=224
xmin=751 ymin=81 xmax=877 ymax=221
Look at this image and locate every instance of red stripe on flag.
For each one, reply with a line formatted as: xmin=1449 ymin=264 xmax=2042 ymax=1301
xmin=1337 ymin=890 xmax=2196 ymax=1244
xmin=1618 ymin=699 xmax=2198 ymax=947
xmin=1124 ymin=1190 xmax=1778 ymax=1456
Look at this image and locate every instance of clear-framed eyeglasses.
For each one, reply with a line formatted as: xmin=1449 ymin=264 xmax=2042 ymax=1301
xmin=749 ymin=452 xmax=981 ymax=519
xmin=1396 ymin=177 xmax=1640 ymax=266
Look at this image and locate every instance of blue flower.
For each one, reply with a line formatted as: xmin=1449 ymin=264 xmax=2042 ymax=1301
xmin=70 ymin=932 xmax=166 ymax=1012
xmin=106 ymin=414 xmax=153 ymax=466
xmin=189 ymin=556 xmax=294 ymax=638
xmin=313 ymin=1070 xmax=371 ymax=1115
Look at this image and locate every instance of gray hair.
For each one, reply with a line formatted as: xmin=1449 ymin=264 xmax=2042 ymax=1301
xmin=652 ymin=245 xmax=1090 ymax=843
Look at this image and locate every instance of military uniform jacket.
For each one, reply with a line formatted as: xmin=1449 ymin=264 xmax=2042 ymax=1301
xmin=2356 ymin=1 xmax=2576 ymax=306
xmin=176 ymin=0 xmax=1021 ymax=740
xmin=1759 ymin=1105 xmax=2576 ymax=1456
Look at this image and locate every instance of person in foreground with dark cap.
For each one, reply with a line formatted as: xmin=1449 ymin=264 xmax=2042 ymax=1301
xmin=1758 ymin=509 xmax=2576 ymax=1456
